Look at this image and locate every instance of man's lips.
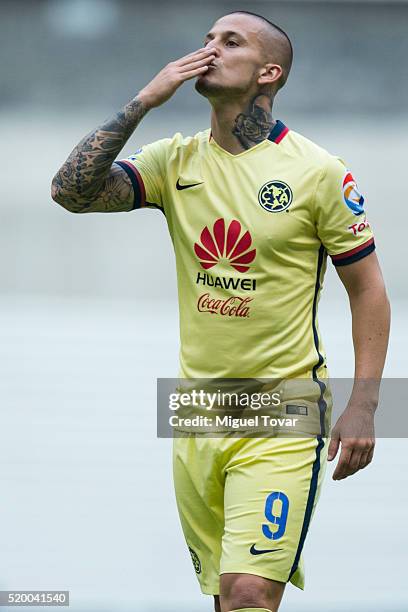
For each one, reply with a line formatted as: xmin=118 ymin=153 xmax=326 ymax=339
xmin=197 ymin=62 xmax=217 ymax=78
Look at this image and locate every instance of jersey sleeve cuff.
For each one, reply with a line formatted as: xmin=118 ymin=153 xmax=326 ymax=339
xmin=115 ymin=160 xmax=146 ymax=209
xmin=331 ymin=237 xmax=375 ymax=267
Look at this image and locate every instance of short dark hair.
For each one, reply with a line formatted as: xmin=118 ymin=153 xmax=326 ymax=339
xmin=223 ymin=10 xmax=293 ymax=88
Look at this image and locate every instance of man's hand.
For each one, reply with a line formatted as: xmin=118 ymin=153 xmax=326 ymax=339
xmin=327 ymin=404 xmax=376 ymax=480
xmin=329 ymin=254 xmax=389 ymax=480
xmin=52 ymin=46 xmax=216 ymax=212
xmin=138 ymin=47 xmax=216 ymax=109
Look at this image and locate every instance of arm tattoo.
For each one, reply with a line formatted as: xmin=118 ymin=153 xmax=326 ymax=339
xmin=232 ymin=94 xmax=274 ymax=150
xmin=51 ymin=97 xmax=148 ymax=212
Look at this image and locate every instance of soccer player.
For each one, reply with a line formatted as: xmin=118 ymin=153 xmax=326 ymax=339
xmin=51 ymin=10 xmax=390 ymax=612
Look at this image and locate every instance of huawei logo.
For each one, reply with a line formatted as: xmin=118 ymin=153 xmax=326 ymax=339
xmin=194 ymin=218 xmax=256 ymax=273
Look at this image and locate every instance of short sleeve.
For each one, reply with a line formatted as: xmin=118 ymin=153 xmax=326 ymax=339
xmin=115 ymin=138 xmax=172 ymax=212
xmin=314 ymin=155 xmax=375 ymax=266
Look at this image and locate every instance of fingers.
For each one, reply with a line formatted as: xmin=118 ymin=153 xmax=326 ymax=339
xmin=142 ymin=47 xmax=216 ymax=109
xmin=181 ymin=65 xmax=211 ymax=80
xmin=358 ymin=451 xmax=370 ymax=470
xmin=366 ymin=446 xmax=375 ymax=464
xmin=179 ymin=54 xmax=215 ymax=74
xmin=332 ymin=446 xmax=353 ymax=480
xmin=327 ymin=433 xmax=340 ymax=461
xmin=348 ymin=449 xmax=362 ymax=473
xmin=359 ymin=444 xmax=375 ymax=470
xmin=176 ymin=47 xmax=215 ymax=67
xmin=332 ymin=439 xmax=375 ymax=480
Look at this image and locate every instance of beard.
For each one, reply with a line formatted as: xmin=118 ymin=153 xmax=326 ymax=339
xmin=195 ymin=70 xmax=255 ymax=101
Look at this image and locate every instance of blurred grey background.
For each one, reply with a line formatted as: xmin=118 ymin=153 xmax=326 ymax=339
xmin=0 ymin=1 xmax=407 ymax=611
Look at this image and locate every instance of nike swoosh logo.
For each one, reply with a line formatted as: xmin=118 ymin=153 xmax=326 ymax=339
xmin=176 ymin=178 xmax=203 ymax=191
xmin=250 ymin=544 xmax=283 ymax=555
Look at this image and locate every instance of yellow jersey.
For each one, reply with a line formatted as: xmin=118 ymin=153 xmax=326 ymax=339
xmin=117 ymin=121 xmax=375 ymax=380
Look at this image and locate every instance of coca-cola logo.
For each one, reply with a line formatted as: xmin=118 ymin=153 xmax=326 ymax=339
xmin=194 ymin=218 xmax=256 ymax=273
xmin=197 ymin=293 xmax=252 ymax=318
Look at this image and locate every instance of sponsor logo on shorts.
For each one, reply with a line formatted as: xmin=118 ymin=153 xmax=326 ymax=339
xmin=188 ymin=546 xmax=202 ymax=574
xmin=250 ymin=544 xmax=283 ymax=555
xmin=258 ymin=180 xmax=293 ymax=213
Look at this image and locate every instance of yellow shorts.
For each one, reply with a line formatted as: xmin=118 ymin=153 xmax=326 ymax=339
xmin=172 ymin=433 xmax=328 ymax=594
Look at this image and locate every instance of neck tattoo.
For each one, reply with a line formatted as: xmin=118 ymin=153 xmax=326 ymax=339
xmin=232 ymin=94 xmax=274 ymax=150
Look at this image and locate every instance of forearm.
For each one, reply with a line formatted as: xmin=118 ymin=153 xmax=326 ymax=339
xmin=51 ymin=48 xmax=214 ymax=212
xmin=348 ymin=284 xmax=391 ymax=409
xmin=330 ymin=256 xmax=388 ymax=477
xmin=51 ymin=95 xmax=149 ymax=212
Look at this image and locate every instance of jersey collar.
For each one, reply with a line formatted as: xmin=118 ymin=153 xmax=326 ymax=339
xmin=267 ymin=120 xmax=289 ymax=144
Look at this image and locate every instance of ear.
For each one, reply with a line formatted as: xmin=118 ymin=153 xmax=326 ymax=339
xmin=258 ymin=63 xmax=283 ymax=86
